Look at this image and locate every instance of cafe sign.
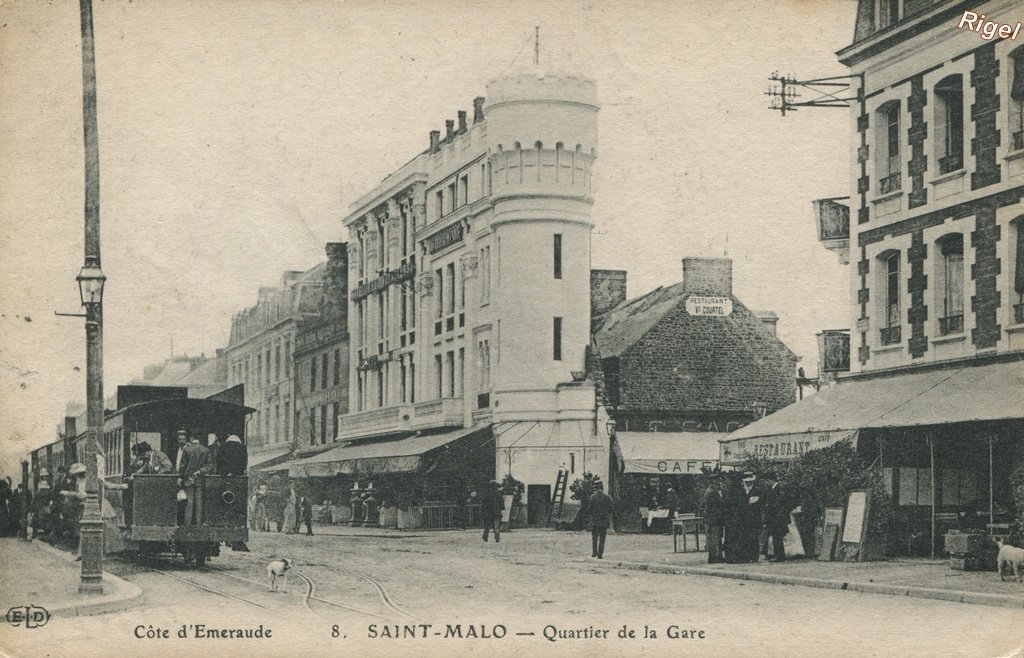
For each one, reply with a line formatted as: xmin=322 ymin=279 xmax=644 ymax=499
xmin=719 ymin=430 xmax=858 ymax=465
xmin=685 ymin=295 xmax=733 ymax=317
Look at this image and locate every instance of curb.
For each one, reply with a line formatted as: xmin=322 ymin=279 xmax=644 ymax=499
xmin=608 ymin=560 xmax=1024 ymax=609
xmin=29 ymin=540 xmax=144 ymax=617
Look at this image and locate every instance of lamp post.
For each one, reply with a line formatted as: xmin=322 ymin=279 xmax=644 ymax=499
xmin=77 ymin=0 xmax=105 ymax=595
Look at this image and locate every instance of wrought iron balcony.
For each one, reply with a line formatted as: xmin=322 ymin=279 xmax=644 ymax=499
xmin=938 ymin=154 xmax=963 ymax=175
xmin=879 ymin=326 xmax=901 ymax=345
xmin=879 ymin=172 xmax=901 ymax=195
xmin=938 ymin=314 xmax=963 ymax=336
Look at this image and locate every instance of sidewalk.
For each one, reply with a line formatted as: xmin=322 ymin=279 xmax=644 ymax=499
xmin=300 ymin=525 xmax=1024 ymax=609
xmin=0 ymin=538 xmax=142 ymax=618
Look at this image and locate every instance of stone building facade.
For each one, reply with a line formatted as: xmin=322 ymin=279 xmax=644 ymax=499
xmin=336 ymin=66 xmax=607 ymax=491
xmin=592 ymin=258 xmax=798 ymax=434
xmin=226 ymin=265 xmax=326 ymax=461
xmin=293 ymin=243 xmax=350 ymax=455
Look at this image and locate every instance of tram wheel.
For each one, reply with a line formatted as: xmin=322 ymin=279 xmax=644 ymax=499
xmin=193 ymin=548 xmax=207 ymax=568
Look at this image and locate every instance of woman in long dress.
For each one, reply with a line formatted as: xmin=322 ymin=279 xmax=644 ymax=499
xmin=282 ymin=484 xmax=298 ymax=535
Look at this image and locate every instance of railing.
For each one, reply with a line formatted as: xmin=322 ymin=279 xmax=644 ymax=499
xmin=938 ymin=154 xmax=963 ymax=175
xmin=879 ymin=172 xmax=901 ymax=195
xmin=880 ymin=326 xmax=901 ymax=345
xmin=939 ymin=314 xmax=963 ymax=335
xmin=420 ymin=503 xmax=481 ymax=529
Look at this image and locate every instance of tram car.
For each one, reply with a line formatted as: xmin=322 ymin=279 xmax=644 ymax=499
xmin=103 ymin=395 xmax=254 ymax=566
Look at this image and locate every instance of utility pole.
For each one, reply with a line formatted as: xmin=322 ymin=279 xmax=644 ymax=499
xmin=77 ymin=0 xmax=106 ymax=594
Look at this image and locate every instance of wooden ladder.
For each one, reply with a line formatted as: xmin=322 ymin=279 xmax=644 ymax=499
xmin=548 ymin=468 xmax=569 ymax=524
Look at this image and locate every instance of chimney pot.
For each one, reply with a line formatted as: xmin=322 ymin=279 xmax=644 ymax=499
xmin=445 ymin=119 xmax=455 ymax=142
xmin=457 ymin=110 xmax=467 ymax=134
xmin=473 ymin=96 xmax=485 ymax=123
xmin=429 ymin=130 xmax=440 ymax=153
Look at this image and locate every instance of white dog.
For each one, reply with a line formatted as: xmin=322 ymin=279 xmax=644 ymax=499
xmin=267 ymin=558 xmax=291 ymax=592
xmin=996 ymin=540 xmax=1024 ymax=582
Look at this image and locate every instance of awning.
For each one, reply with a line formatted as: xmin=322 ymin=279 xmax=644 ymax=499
xmin=248 ymin=448 xmax=292 ymax=471
xmin=720 ymin=357 xmax=1024 ymax=465
xmin=613 ymin=431 xmax=724 ymax=474
xmin=287 ymin=426 xmax=489 ymax=478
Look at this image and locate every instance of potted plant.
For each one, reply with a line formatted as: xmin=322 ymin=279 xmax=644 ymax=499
xmin=568 ymin=472 xmax=602 ymax=531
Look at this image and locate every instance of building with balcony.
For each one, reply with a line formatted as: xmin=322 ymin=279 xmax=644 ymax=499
xmin=321 ymin=65 xmax=607 ymax=512
xmin=723 ymin=0 xmax=1024 ymax=556
xmin=293 ymin=243 xmax=350 ymax=455
xmin=226 ymin=264 xmax=327 ymax=467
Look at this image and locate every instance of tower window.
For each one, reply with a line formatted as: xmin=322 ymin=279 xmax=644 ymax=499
xmin=553 ymin=234 xmax=562 ymax=279
xmin=553 ymin=317 xmax=563 ymax=361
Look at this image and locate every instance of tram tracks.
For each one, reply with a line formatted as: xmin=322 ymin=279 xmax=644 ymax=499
xmin=147 ymin=566 xmax=268 ymax=610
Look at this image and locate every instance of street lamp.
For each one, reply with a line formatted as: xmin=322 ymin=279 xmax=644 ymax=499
xmin=76 ymin=0 xmax=105 ymax=595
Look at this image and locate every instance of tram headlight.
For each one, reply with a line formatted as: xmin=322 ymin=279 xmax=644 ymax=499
xmin=222 ymin=490 xmax=236 ymax=505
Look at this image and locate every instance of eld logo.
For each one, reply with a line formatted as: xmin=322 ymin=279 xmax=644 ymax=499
xmin=6 ymin=605 xmax=50 ymax=629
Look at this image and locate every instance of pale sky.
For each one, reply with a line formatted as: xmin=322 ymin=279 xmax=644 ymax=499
xmin=0 ymin=0 xmax=857 ymax=476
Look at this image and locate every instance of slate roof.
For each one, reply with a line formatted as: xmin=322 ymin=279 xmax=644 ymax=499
xmin=591 ymin=282 xmax=687 ymax=357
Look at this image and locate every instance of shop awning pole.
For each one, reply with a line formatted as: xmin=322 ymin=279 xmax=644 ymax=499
xmin=989 ymin=435 xmax=994 ymax=529
xmin=929 ymin=435 xmax=935 ymax=560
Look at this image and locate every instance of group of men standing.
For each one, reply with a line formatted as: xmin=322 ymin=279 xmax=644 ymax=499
xmin=702 ymin=471 xmax=791 ymax=564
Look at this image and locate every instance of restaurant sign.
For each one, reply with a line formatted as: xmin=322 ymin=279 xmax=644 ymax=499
xmin=719 ymin=429 xmax=858 ymax=465
xmin=685 ymin=296 xmax=733 ymax=317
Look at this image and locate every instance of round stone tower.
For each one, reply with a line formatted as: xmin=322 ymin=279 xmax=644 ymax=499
xmin=484 ymin=70 xmax=599 ymax=393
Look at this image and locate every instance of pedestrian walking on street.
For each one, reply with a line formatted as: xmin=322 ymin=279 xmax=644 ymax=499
xmin=480 ymin=480 xmax=504 ymax=543
xmin=283 ymin=484 xmax=298 ymax=535
xmin=760 ymin=475 xmax=789 ymax=562
xmin=587 ymin=480 xmax=614 ymax=559
xmin=300 ymin=495 xmax=313 ymax=536
xmin=733 ymin=472 xmax=763 ymax=563
xmin=702 ymin=474 xmax=726 ymax=563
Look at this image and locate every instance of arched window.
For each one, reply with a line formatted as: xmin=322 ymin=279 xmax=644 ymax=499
xmin=1010 ymin=47 xmax=1024 ymax=151
xmin=878 ymin=250 xmax=901 ymax=344
xmin=876 ymin=101 xmax=901 ymax=193
xmin=935 ymin=234 xmax=964 ymax=335
xmin=1012 ymin=216 xmax=1024 ymax=324
xmin=935 ymin=75 xmax=964 ymax=174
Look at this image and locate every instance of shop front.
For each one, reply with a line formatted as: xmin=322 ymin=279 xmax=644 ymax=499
xmin=721 ymin=355 xmax=1024 ymax=556
xmin=279 ymin=425 xmax=495 ymax=530
xmin=610 ymin=431 xmax=722 ymax=532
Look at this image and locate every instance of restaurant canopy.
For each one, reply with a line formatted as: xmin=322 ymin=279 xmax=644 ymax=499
xmin=613 ymin=431 xmax=724 ymax=475
xmin=284 ymin=426 xmax=488 ymax=478
xmin=249 ymin=447 xmax=292 ymax=471
xmin=720 ymin=357 xmax=1024 ymax=465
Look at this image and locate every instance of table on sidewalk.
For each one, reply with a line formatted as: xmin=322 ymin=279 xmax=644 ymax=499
xmin=672 ymin=515 xmax=704 ymax=553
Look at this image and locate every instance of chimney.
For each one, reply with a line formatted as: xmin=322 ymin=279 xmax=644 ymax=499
xmin=281 ymin=270 xmax=303 ymax=287
xmin=457 ymin=110 xmax=467 ymax=134
xmin=681 ymin=257 xmax=732 ymax=296
xmin=258 ymin=286 xmax=275 ymax=302
xmin=590 ymin=270 xmax=628 ymax=317
xmin=429 ymin=130 xmax=440 ymax=153
xmin=64 ymin=417 xmax=76 ymax=440
xmin=473 ymin=96 xmax=485 ymax=123
xmin=445 ymin=119 xmax=455 ymax=142
xmin=754 ymin=310 xmax=779 ymax=336
xmin=324 ymin=242 xmax=349 ymax=309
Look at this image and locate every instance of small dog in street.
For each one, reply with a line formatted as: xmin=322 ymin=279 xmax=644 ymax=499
xmin=996 ymin=540 xmax=1024 ymax=582
xmin=267 ymin=558 xmax=291 ymax=592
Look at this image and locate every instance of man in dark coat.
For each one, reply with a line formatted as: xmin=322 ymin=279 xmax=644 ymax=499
xmin=702 ymin=474 xmax=726 ymax=563
xmin=216 ymin=435 xmax=248 ymax=476
xmin=760 ymin=477 xmax=789 ymax=562
xmin=664 ymin=487 xmax=681 ymax=519
xmin=735 ymin=472 xmax=764 ymax=563
xmin=480 ymin=480 xmax=504 ymax=543
xmin=300 ymin=495 xmax=314 ymax=535
xmin=587 ymin=480 xmax=614 ymax=559
xmin=176 ymin=430 xmax=213 ymax=525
